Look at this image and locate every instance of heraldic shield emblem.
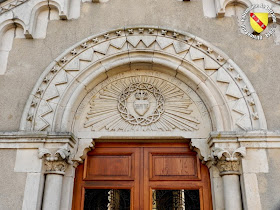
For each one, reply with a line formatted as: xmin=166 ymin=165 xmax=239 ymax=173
xmin=250 ymin=12 xmax=268 ymax=33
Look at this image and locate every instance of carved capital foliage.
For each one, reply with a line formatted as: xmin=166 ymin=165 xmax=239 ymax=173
xmin=212 ymin=147 xmax=246 ymax=161
xmin=211 ymin=147 xmax=246 ymax=176
xmin=216 ymin=160 xmax=241 ymax=175
xmin=44 ymin=160 xmax=68 ymax=174
xmin=38 ymin=145 xmax=72 ymax=175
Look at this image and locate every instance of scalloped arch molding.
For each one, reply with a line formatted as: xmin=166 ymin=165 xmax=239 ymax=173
xmin=20 ymin=26 xmax=267 ymax=136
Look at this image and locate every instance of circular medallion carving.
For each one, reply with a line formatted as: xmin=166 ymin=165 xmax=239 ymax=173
xmin=118 ymin=82 xmax=164 ymax=126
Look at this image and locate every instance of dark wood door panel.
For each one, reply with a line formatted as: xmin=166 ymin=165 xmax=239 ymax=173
xmin=150 ymin=154 xmax=200 ymax=180
xmin=72 ymin=142 xmax=212 ymax=210
xmin=84 ymin=147 xmax=139 ymax=181
xmin=84 ymin=155 xmax=133 ymax=180
xmin=144 ymin=146 xmax=201 ymax=181
xmin=143 ymin=145 xmax=211 ymax=210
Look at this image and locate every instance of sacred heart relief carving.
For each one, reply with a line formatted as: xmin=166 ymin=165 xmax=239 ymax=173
xmin=118 ymin=83 xmax=164 ymax=126
xmin=76 ymin=71 xmax=211 ymax=133
xmin=133 ymin=90 xmax=150 ymax=116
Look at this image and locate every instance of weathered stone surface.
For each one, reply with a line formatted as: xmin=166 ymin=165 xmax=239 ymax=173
xmin=258 ymin=149 xmax=280 ymax=210
xmin=15 ymin=149 xmax=43 ymax=172
xmin=0 ymin=0 xmax=279 ymax=209
xmin=0 ymin=149 xmax=26 ymax=210
xmin=0 ymin=0 xmax=279 ymax=131
xmin=76 ymin=70 xmax=211 ymax=138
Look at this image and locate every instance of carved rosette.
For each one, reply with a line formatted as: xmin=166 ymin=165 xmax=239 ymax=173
xmin=38 ymin=145 xmax=72 ymax=175
xmin=211 ymin=147 xmax=246 ymax=176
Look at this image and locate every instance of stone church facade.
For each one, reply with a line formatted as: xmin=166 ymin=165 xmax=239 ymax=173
xmin=0 ymin=0 xmax=280 ymax=209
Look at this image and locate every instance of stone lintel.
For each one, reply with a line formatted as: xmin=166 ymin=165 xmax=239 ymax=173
xmin=0 ymin=131 xmax=77 ymax=148
xmin=208 ymin=131 xmax=280 ymax=148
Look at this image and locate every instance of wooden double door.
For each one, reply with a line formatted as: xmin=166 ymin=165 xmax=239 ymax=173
xmin=72 ymin=143 xmax=212 ymax=210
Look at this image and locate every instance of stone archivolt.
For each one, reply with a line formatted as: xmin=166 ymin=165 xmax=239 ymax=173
xmin=269 ymin=0 xmax=280 ymax=5
xmin=19 ymin=26 xmax=267 ymax=134
xmin=83 ymin=72 xmax=203 ymax=132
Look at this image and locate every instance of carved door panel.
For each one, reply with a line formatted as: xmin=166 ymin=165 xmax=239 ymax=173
xmin=72 ymin=145 xmax=141 ymax=209
xmin=72 ymin=143 xmax=212 ymax=210
xmin=142 ymin=146 xmax=212 ymax=210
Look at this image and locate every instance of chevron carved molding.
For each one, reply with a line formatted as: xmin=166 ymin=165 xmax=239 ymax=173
xmin=21 ymin=26 xmax=266 ymax=132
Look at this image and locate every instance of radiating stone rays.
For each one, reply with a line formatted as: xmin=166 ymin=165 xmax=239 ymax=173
xmin=83 ymin=75 xmax=201 ymax=132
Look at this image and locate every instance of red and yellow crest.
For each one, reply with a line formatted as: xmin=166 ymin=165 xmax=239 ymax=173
xmin=250 ymin=13 xmax=268 ymax=33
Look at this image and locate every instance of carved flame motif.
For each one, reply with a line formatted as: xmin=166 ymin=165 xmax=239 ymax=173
xmin=84 ymin=76 xmax=200 ymax=131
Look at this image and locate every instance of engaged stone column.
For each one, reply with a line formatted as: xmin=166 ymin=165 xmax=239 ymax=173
xmin=38 ymin=145 xmax=72 ymax=210
xmin=212 ymin=147 xmax=246 ymax=210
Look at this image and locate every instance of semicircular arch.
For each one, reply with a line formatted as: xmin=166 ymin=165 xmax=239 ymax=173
xmin=20 ymin=26 xmax=267 ymax=136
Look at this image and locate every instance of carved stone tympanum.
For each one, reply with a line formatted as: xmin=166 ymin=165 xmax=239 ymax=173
xmin=79 ymin=71 xmax=211 ymax=133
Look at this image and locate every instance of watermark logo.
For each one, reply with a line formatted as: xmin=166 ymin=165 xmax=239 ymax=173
xmin=241 ymin=4 xmax=277 ymax=40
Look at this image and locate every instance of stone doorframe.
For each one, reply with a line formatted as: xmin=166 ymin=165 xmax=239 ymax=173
xmin=13 ymin=26 xmax=271 ymax=210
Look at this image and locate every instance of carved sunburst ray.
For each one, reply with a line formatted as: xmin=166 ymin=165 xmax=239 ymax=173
xmin=84 ymin=75 xmax=200 ymax=132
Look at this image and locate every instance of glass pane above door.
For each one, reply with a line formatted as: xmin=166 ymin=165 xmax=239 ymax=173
xmin=152 ymin=189 xmax=200 ymax=210
xmin=84 ymin=189 xmax=130 ymax=210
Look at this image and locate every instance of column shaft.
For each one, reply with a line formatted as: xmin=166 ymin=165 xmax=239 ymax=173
xmin=222 ymin=175 xmax=242 ymax=210
xmin=42 ymin=174 xmax=63 ymax=210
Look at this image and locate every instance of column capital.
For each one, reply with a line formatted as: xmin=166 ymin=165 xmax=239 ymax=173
xmin=38 ymin=145 xmax=73 ymax=175
xmin=211 ymin=147 xmax=246 ymax=176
